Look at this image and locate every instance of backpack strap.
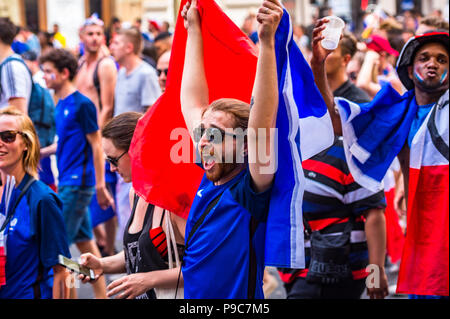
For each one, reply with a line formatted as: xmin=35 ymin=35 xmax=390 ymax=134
xmin=93 ymin=57 xmax=108 ymax=111
xmin=0 ymin=177 xmax=36 ymax=233
xmin=175 ymin=179 xmax=241 ymax=298
xmin=0 ymin=56 xmax=32 ymax=96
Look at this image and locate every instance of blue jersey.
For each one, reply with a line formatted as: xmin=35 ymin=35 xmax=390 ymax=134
xmin=182 ymin=168 xmax=272 ymax=299
xmin=55 ymin=91 xmax=99 ymax=187
xmin=0 ymin=174 xmax=70 ymax=299
xmin=408 ymin=99 xmax=434 ymax=148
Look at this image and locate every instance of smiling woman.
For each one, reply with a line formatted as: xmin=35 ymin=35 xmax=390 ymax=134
xmin=0 ymin=107 xmax=40 ymax=179
xmin=0 ymin=106 xmax=71 ymax=299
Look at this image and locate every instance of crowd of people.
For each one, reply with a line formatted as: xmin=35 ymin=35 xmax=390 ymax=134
xmin=0 ymin=0 xmax=448 ymax=300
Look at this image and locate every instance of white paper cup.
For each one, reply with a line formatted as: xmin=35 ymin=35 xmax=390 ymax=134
xmin=321 ymin=16 xmax=345 ymax=50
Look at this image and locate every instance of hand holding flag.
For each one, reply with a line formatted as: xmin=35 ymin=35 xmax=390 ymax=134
xmin=181 ymin=0 xmax=200 ymax=31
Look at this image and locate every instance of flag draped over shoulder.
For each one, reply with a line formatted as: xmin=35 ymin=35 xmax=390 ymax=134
xmin=336 ymin=86 xmax=449 ymax=295
xmin=397 ymin=91 xmax=449 ymax=296
xmin=128 ymin=0 xmax=258 ymax=219
xmin=265 ymin=10 xmax=334 ymax=269
xmin=335 ymin=84 xmax=418 ymax=192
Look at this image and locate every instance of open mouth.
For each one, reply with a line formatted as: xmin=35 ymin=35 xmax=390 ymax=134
xmin=202 ymin=155 xmax=216 ymax=171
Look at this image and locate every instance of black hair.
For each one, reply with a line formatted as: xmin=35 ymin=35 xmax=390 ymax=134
xmin=154 ymin=32 xmax=172 ymax=42
xmin=39 ymin=49 xmax=79 ymax=81
xmin=0 ymin=17 xmax=19 ymax=45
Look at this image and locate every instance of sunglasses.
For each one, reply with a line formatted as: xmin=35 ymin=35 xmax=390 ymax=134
xmin=0 ymin=130 xmax=26 ymax=144
xmin=106 ymin=150 xmax=128 ymax=167
xmin=157 ymin=68 xmax=168 ymax=77
xmin=349 ymin=71 xmax=357 ymax=81
xmin=193 ymin=125 xmax=241 ymax=144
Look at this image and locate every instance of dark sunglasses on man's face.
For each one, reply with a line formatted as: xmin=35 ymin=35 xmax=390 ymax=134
xmin=0 ymin=130 xmax=26 ymax=144
xmin=157 ymin=68 xmax=168 ymax=77
xmin=193 ymin=125 xmax=241 ymax=144
xmin=106 ymin=150 xmax=128 ymax=167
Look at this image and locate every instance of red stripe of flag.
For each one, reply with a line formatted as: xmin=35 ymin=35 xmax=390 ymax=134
xmin=128 ymin=0 xmax=258 ymax=219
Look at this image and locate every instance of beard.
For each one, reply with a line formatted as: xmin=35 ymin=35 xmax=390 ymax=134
xmin=204 ymin=161 xmax=237 ymax=183
xmin=201 ymin=145 xmax=239 ymax=183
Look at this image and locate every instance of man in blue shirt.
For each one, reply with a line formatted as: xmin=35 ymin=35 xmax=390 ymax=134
xmin=179 ymin=0 xmax=282 ymax=298
xmin=39 ymin=48 xmax=114 ymax=299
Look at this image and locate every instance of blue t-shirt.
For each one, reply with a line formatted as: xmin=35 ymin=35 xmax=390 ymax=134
xmin=408 ymin=100 xmax=434 ymax=148
xmin=55 ymin=91 xmax=99 ymax=187
xmin=0 ymin=174 xmax=70 ymax=299
xmin=182 ymin=168 xmax=272 ymax=299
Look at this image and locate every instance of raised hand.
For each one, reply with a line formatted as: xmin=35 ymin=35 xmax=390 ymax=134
xmin=311 ymin=18 xmax=334 ymax=65
xmin=256 ymin=0 xmax=283 ymax=46
xmin=181 ymin=0 xmax=201 ymax=31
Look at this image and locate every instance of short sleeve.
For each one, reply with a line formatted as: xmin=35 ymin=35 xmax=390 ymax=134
xmin=348 ymin=190 xmax=386 ymax=216
xmin=77 ymin=97 xmax=99 ymax=134
xmin=1 ymin=60 xmax=32 ymax=101
xmin=229 ymin=171 xmax=272 ymax=222
xmin=140 ymin=67 xmax=161 ymax=108
xmin=38 ymin=193 xmax=71 ymax=268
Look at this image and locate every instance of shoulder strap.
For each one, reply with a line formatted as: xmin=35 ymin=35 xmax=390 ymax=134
xmin=0 ymin=56 xmax=33 ymax=95
xmin=184 ymin=192 xmax=221 ymax=252
xmin=131 ymin=193 xmax=139 ymax=214
xmin=0 ymin=177 xmax=36 ymax=233
xmin=184 ymin=179 xmax=241 ymax=254
xmin=159 ymin=209 xmax=166 ymax=227
xmin=427 ymin=93 xmax=449 ymax=161
xmin=93 ymin=57 xmax=107 ymax=111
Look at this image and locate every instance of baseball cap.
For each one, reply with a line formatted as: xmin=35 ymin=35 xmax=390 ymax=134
xmin=148 ymin=20 xmax=161 ymax=31
xmin=366 ymin=34 xmax=399 ymax=57
xmin=396 ymin=31 xmax=449 ymax=90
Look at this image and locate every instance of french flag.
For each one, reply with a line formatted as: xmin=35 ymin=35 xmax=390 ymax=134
xmin=265 ymin=9 xmax=334 ymax=269
xmin=396 ymin=91 xmax=449 ymax=296
xmin=336 ymin=87 xmax=449 ymax=296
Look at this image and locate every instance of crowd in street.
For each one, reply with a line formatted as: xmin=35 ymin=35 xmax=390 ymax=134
xmin=0 ymin=0 xmax=448 ymax=300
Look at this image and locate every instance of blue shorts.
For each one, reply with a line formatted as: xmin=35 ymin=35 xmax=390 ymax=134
xmin=58 ymin=185 xmax=95 ymax=244
xmin=89 ymin=181 xmax=117 ymax=228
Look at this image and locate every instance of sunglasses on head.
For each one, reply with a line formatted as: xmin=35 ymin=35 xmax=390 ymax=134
xmin=0 ymin=130 xmax=26 ymax=144
xmin=106 ymin=150 xmax=127 ymax=167
xmin=157 ymin=68 xmax=168 ymax=77
xmin=193 ymin=125 xmax=241 ymax=144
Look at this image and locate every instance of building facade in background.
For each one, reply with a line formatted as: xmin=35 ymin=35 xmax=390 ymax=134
xmin=1 ymin=0 xmax=448 ymax=49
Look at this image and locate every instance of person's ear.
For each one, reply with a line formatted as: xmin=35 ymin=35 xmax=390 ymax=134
xmin=407 ymin=65 xmax=413 ymax=80
xmin=126 ymin=42 xmax=134 ymax=55
xmin=62 ymin=68 xmax=71 ymax=81
xmin=343 ymin=54 xmax=352 ymax=66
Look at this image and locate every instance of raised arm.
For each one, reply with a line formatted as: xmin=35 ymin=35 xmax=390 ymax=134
xmin=180 ymin=0 xmax=209 ymax=138
xmin=247 ymin=0 xmax=283 ymax=193
xmin=310 ymin=18 xmax=342 ymax=136
xmin=356 ymin=50 xmax=381 ymax=98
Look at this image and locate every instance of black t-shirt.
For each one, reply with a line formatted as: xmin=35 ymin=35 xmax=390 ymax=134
xmin=333 ymin=80 xmax=372 ymax=104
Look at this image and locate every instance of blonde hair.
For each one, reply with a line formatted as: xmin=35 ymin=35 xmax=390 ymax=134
xmin=0 ymin=107 xmax=40 ymax=178
xmin=117 ymin=27 xmax=143 ymax=55
xmin=205 ymin=98 xmax=250 ymax=130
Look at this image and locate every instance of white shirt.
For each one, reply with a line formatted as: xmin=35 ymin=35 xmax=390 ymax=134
xmin=0 ymin=54 xmax=32 ymax=110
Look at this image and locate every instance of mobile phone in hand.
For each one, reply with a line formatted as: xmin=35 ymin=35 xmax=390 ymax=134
xmin=58 ymin=255 xmax=95 ymax=281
